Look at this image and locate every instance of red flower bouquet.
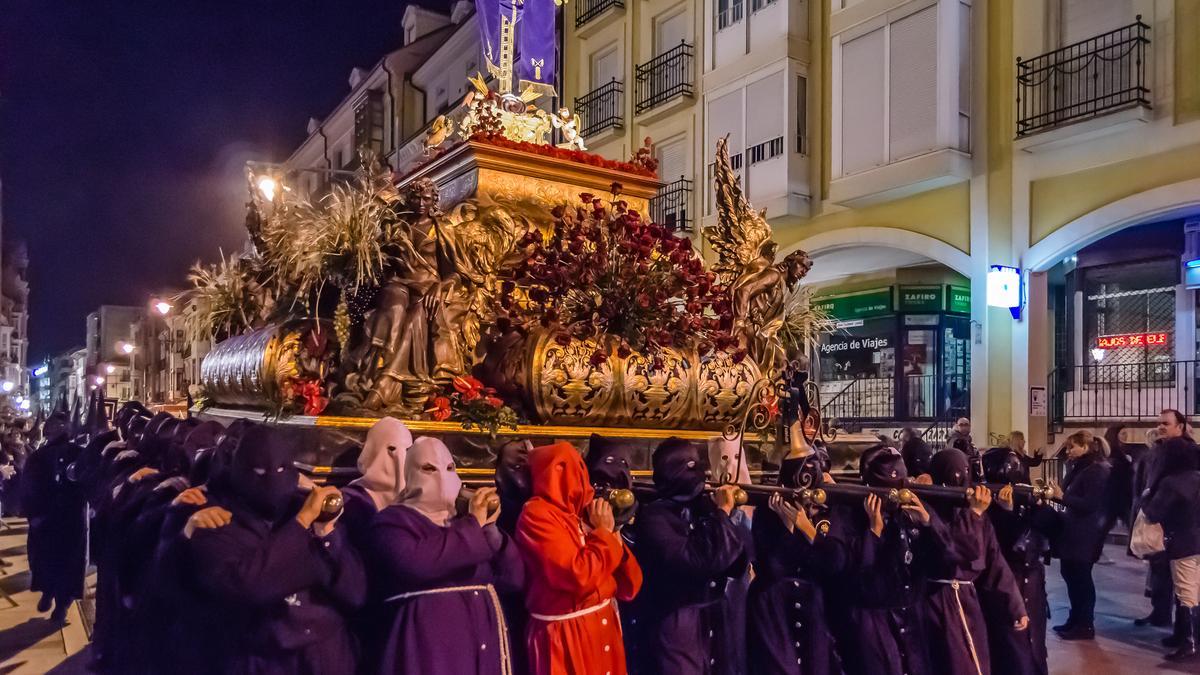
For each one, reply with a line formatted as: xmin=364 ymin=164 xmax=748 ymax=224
xmin=426 ymin=377 xmax=521 ymax=436
xmin=496 ymin=193 xmax=739 ymax=361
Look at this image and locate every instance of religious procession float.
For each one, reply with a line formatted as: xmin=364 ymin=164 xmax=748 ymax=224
xmin=185 ymin=4 xmax=844 ymax=478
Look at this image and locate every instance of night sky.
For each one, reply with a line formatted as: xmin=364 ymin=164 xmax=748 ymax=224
xmin=1 ymin=1 xmax=446 ymax=362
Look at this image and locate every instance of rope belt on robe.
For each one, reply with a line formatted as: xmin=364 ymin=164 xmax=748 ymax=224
xmin=386 ymin=583 xmax=512 ymax=675
xmin=929 ymin=579 xmax=983 ymax=675
xmin=528 ymin=597 xmax=616 ymax=623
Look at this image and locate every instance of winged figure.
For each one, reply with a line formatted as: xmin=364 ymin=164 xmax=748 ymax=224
xmin=703 ymin=136 xmax=812 ymax=372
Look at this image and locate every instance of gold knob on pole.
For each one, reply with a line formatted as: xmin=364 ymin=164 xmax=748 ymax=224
xmin=608 ymin=488 xmax=636 ymax=510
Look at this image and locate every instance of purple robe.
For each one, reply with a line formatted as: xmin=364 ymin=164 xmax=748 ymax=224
xmin=366 ymin=505 xmax=525 ymax=675
xmin=188 ymin=513 xmax=367 ymax=674
xmin=924 ymin=508 xmax=1027 ymax=675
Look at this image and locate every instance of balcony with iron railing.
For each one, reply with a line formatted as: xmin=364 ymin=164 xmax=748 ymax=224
xmin=635 ymin=42 xmax=694 ymax=116
xmin=575 ymin=79 xmax=624 ymax=138
xmin=1016 ymin=17 xmax=1150 ymax=139
xmin=650 ymin=177 xmax=693 ymax=233
xmin=575 ymin=0 xmax=623 ymax=29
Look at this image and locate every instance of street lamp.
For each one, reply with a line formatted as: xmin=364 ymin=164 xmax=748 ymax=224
xmin=118 ymin=342 xmax=136 ymax=355
xmin=93 ymin=375 xmax=106 ymax=387
xmin=255 ymin=176 xmax=278 ymax=202
xmin=105 ymin=364 xmax=116 ymax=375
xmin=153 ymin=300 xmax=173 ymax=316
xmin=0 ymin=381 xmax=13 ymax=393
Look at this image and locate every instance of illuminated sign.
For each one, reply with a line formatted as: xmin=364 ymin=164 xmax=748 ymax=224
xmin=987 ymin=265 xmax=1021 ymax=309
xmin=1096 ymin=332 xmax=1170 ymax=349
xmin=32 ymin=365 xmax=48 ymax=377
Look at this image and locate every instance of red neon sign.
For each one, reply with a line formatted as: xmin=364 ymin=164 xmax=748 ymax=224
xmin=1096 ymin=332 xmax=1170 ymax=349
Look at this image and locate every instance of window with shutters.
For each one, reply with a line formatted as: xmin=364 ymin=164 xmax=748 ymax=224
xmin=836 ymin=2 xmax=967 ymax=178
xmin=591 ymin=46 xmax=620 ymax=90
xmin=655 ymin=9 xmax=689 ymax=55
xmin=888 ymin=6 xmax=938 ymax=162
xmin=797 ymin=75 xmax=808 ymax=155
xmin=1060 ymin=0 xmax=1132 ymax=47
xmin=354 ymin=90 xmax=386 ymax=160
xmin=651 ymin=136 xmax=692 ymax=232
xmin=840 ymin=27 xmax=886 ymax=175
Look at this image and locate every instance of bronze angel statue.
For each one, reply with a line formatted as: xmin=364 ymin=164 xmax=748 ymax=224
xmin=704 ymin=136 xmax=813 ymax=373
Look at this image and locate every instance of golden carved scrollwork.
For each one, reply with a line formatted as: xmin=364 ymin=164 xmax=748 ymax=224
xmin=492 ymin=330 xmax=758 ymax=430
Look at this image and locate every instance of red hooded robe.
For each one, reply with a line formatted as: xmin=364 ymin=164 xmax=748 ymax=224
xmin=516 ymin=442 xmax=643 ymax=675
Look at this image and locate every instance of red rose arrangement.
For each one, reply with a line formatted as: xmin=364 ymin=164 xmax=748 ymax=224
xmin=495 ymin=192 xmax=739 ymax=364
xmin=425 ymin=375 xmax=521 ymax=436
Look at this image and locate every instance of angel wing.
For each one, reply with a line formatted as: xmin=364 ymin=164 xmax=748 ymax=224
xmin=703 ymin=135 xmax=774 ymax=284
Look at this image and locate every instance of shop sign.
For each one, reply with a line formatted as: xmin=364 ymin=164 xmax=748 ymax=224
xmin=813 ymin=288 xmax=893 ymax=320
xmin=898 ymin=285 xmax=943 ymax=313
xmin=947 ymin=285 xmax=971 ymax=314
xmin=818 ymin=335 xmax=892 ymax=356
xmin=1096 ymin=332 xmax=1169 ymax=349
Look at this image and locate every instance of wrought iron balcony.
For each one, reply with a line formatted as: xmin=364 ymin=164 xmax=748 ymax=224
xmin=635 ymin=42 xmax=694 ymax=115
xmin=650 ymin=177 xmax=693 ymax=233
xmin=575 ymin=0 xmax=623 ymax=28
xmin=575 ymin=79 xmax=624 ymax=137
xmin=1016 ymin=17 xmax=1150 ymax=138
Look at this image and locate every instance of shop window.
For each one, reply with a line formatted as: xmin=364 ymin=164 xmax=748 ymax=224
xmin=1082 ymin=258 xmax=1176 ymax=383
xmin=817 ymin=317 xmax=895 ymax=419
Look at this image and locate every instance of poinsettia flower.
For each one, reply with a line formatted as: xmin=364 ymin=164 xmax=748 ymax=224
xmin=485 ymin=395 xmax=504 ymax=409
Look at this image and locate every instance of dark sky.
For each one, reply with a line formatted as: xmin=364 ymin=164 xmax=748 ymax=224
xmin=1 ymin=1 xmax=447 ymax=362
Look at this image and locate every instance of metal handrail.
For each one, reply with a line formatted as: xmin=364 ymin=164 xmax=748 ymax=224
xmin=574 ymin=79 xmax=624 ymax=137
xmin=575 ymin=0 xmax=623 ymax=28
xmin=649 ymin=177 xmax=693 ymax=233
xmin=1016 ymin=17 xmax=1150 ymax=137
xmin=635 ymin=42 xmax=694 ymax=115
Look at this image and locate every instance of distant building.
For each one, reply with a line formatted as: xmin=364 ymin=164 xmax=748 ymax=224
xmin=0 ymin=241 xmax=30 ymax=397
xmin=85 ymin=305 xmax=146 ymax=402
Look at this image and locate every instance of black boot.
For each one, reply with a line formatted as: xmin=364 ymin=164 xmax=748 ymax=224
xmin=1164 ymin=603 xmax=1188 ymax=647
xmin=49 ymin=601 xmax=68 ymax=625
xmin=1165 ymin=607 xmax=1199 ymax=661
xmin=1058 ymin=623 xmax=1095 ymax=640
xmin=1136 ymin=609 xmax=1173 ymax=627
xmin=1052 ymin=619 xmax=1074 ymax=633
xmin=36 ymin=593 xmax=51 ymax=613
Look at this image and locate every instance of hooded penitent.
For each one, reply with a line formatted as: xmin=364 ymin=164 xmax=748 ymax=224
xmin=42 ymin=413 xmax=69 ymax=445
xmin=586 ymin=434 xmax=635 ymax=490
xmin=860 ymin=444 xmax=908 ymax=488
xmin=496 ymin=439 xmax=533 ymax=501
xmin=349 ymin=416 xmax=413 ymax=511
xmin=929 ymin=448 xmax=972 ymax=488
xmin=528 ymin=441 xmax=593 ymax=515
xmin=652 ymin=437 xmax=707 ymax=501
xmin=707 ymin=435 xmax=752 ymax=485
xmin=398 ymin=436 xmax=461 ymax=526
xmin=223 ymin=424 xmax=300 ymax=521
xmin=982 ymin=447 xmax=1026 ymax=485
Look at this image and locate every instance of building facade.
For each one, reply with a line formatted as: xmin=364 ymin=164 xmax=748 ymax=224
xmin=566 ymin=0 xmax=1200 ymax=447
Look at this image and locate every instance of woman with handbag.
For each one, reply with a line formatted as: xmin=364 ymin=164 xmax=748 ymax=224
xmin=1047 ymin=430 xmax=1111 ymax=641
xmin=1140 ymin=436 xmax=1200 ymax=661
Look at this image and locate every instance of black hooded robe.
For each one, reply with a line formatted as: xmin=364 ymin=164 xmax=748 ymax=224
xmin=632 ymin=439 xmax=751 ymax=675
xmin=23 ymin=438 xmax=87 ymax=604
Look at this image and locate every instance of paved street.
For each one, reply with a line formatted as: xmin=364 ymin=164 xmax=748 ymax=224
xmin=0 ymin=520 xmax=1193 ymax=674
xmin=0 ymin=520 xmax=89 ymax=674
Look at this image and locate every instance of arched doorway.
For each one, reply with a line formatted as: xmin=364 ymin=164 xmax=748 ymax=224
xmin=1027 ymin=181 xmax=1200 ymax=428
xmin=784 ymin=228 xmax=974 ymax=440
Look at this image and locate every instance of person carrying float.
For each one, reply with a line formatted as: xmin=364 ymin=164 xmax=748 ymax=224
xmin=366 ymin=436 xmax=524 ymax=675
xmin=516 ymin=441 xmax=643 ymax=675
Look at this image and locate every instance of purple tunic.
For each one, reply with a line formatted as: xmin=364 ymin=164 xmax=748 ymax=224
xmin=923 ymin=508 xmax=1027 ymax=675
xmin=367 ymin=505 xmax=525 ymax=675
